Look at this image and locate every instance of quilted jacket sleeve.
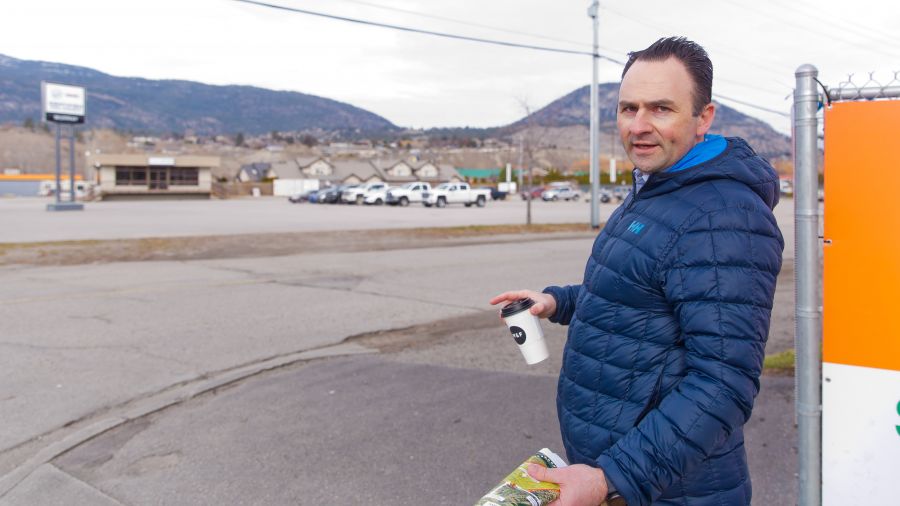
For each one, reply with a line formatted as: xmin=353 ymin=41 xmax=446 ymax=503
xmin=595 ymin=205 xmax=783 ymax=506
xmin=542 ymin=284 xmax=579 ymax=325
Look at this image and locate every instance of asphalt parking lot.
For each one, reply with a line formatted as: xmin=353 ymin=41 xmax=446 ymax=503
xmin=0 ymin=196 xmax=800 ymax=258
xmin=0 ymin=195 xmax=802 ymax=504
xmin=0 ymin=197 xmax=621 ymax=243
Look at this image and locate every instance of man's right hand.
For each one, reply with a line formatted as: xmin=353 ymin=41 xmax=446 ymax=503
xmin=489 ymin=289 xmax=557 ymax=319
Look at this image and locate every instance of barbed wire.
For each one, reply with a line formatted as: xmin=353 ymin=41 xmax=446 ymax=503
xmin=828 ymin=71 xmax=900 ymax=102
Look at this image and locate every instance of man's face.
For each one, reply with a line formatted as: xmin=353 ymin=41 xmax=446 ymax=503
xmin=617 ymin=57 xmax=715 ymax=173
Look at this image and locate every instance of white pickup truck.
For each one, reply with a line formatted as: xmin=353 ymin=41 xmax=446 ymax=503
xmin=422 ymin=182 xmax=491 ymax=208
xmin=386 ymin=182 xmax=431 ymax=206
xmin=341 ymin=182 xmax=390 ymax=205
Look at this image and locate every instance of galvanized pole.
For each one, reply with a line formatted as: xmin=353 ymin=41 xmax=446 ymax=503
xmin=523 ymin=135 xmax=531 ymax=225
xmin=68 ymin=126 xmax=76 ymax=202
xmin=588 ymin=0 xmax=600 ymax=228
xmin=54 ymin=123 xmax=62 ymax=205
xmin=793 ymin=63 xmax=822 ymax=506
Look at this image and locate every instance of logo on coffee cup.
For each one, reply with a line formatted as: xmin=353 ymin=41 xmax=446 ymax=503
xmin=510 ymin=326 xmax=527 ymax=345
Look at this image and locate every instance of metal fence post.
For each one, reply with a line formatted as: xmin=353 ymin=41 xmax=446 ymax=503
xmin=793 ymin=63 xmax=822 ymax=506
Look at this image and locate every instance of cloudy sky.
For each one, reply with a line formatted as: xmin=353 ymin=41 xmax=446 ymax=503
xmin=3 ymin=0 xmax=898 ymax=133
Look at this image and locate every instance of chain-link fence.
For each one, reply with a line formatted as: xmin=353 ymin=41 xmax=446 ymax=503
xmin=826 ymin=70 xmax=900 ymax=102
xmin=793 ymin=66 xmax=900 ymax=506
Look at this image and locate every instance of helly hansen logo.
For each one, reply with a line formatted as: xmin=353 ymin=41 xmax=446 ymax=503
xmin=627 ymin=221 xmax=646 ymax=234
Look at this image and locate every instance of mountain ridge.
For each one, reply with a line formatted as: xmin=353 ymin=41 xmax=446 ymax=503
xmin=0 ymin=53 xmax=397 ymax=135
xmin=0 ymin=53 xmax=790 ymax=158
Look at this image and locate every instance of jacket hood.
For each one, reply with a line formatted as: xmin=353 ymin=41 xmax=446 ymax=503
xmin=640 ymin=137 xmax=781 ymax=210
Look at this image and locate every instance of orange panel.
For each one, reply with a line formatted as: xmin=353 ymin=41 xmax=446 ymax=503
xmin=822 ymin=100 xmax=900 ymax=371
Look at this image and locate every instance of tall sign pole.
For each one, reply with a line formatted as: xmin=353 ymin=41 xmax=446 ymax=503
xmin=42 ymin=81 xmax=85 ymax=212
xmin=588 ymin=1 xmax=600 ymax=229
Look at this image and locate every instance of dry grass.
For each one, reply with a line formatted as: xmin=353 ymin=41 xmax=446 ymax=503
xmin=0 ymin=223 xmax=597 ymax=267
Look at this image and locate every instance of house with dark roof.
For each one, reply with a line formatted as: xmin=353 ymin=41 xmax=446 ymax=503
xmin=236 ymin=162 xmax=273 ymax=182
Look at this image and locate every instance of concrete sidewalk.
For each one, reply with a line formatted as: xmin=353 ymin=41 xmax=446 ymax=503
xmin=3 ymin=355 xmax=797 ymax=505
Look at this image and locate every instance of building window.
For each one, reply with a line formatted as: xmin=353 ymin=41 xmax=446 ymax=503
xmin=169 ymin=168 xmax=199 ymax=186
xmin=115 ymin=167 xmax=147 ymax=186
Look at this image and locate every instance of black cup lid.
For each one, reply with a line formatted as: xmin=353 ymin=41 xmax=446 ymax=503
xmin=501 ymin=298 xmax=535 ymax=318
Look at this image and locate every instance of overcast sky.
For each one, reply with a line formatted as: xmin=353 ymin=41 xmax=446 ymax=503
xmin=3 ymin=0 xmax=898 ymax=134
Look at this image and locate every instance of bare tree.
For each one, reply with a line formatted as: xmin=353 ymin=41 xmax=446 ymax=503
xmin=514 ymin=97 xmax=552 ymax=226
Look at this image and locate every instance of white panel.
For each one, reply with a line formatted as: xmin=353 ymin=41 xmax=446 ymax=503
xmin=822 ymin=362 xmax=900 ymax=505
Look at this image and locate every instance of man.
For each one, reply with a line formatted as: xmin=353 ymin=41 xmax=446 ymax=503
xmin=490 ymin=37 xmax=784 ymax=505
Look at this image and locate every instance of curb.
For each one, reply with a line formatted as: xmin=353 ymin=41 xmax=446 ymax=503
xmin=0 ymin=342 xmax=374 ymax=499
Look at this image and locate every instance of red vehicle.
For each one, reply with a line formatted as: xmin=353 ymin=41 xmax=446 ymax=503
xmin=520 ymin=186 xmax=545 ymax=200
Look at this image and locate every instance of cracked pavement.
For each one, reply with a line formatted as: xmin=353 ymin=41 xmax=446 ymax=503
xmin=0 ymin=236 xmax=589 ymax=473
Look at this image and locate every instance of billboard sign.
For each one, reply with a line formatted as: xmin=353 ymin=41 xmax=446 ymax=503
xmin=822 ymin=99 xmax=900 ymax=504
xmin=41 ymin=82 xmax=86 ymax=124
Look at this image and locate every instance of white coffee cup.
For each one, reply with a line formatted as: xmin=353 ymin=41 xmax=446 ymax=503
xmin=501 ymin=298 xmax=549 ymax=365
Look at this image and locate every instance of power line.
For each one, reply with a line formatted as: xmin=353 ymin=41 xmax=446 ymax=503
xmin=326 ymin=0 xmax=598 ymax=51
xmin=717 ymin=0 xmax=900 ymax=61
xmin=232 ymin=0 xmax=628 ymax=61
xmin=601 ymin=4 xmax=795 ymax=82
xmin=233 ymin=0 xmax=784 ymax=119
xmin=793 ymin=0 xmax=900 ymax=45
xmin=776 ymin=0 xmax=900 ymax=46
xmin=714 ymin=93 xmax=790 ymax=117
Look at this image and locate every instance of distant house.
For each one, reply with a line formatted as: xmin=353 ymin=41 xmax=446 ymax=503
xmin=236 ymin=162 xmax=273 ymax=182
xmin=371 ymin=158 xmax=462 ymax=185
xmin=94 ymin=154 xmax=218 ymax=200
xmin=270 ymin=159 xmax=302 ymax=180
xmin=237 ymin=156 xmax=463 ymax=188
xmin=436 ymin=163 xmax=464 ymax=183
xmin=412 ymin=160 xmax=440 ymax=179
xmin=329 ymin=160 xmax=385 ymax=186
xmin=297 ymin=157 xmax=335 ymax=177
xmin=372 ymin=159 xmax=416 ymax=184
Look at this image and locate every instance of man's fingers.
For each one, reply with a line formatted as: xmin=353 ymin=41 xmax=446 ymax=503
xmin=527 ymin=464 xmax=560 ymax=484
xmin=530 ymin=303 xmax=545 ymax=316
xmin=489 ymin=290 xmax=528 ymax=306
xmin=488 ymin=292 xmax=516 ymax=305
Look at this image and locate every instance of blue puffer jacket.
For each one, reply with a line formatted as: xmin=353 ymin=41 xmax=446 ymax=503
xmin=543 ymin=137 xmax=784 ymax=506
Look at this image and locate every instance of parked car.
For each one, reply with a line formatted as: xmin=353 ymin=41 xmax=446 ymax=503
xmin=364 ymin=185 xmax=393 ymax=205
xmin=317 ymin=185 xmax=345 ymax=204
xmin=306 ymin=189 xmax=323 ymax=204
xmin=422 ymin=182 xmax=491 ymax=208
xmin=780 ymin=179 xmax=794 ymax=196
xmin=520 ymin=186 xmax=545 ymax=200
xmin=612 ymin=186 xmax=628 ymax=202
xmin=584 ymin=189 xmax=613 ymax=203
xmin=386 ymin=182 xmax=431 ymax=206
xmin=478 ymin=186 xmax=508 ymax=201
xmin=288 ymin=189 xmax=317 ymax=203
xmin=541 ymin=186 xmax=581 ymax=201
xmin=341 ymin=182 xmax=389 ymax=204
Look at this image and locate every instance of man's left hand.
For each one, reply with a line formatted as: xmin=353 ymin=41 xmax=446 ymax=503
xmin=527 ymin=463 xmax=609 ymax=506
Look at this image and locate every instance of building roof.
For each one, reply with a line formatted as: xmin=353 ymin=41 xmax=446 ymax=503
xmin=438 ymin=164 xmax=463 ymax=181
xmin=455 ymin=168 xmax=500 ymax=179
xmin=270 ymin=159 xmax=302 ymax=179
xmin=328 ymin=159 xmax=385 ymax=183
xmin=238 ymin=162 xmax=271 ymax=182
xmin=295 ymin=156 xmax=326 ymax=169
xmin=95 ymin=154 xmax=220 ymax=168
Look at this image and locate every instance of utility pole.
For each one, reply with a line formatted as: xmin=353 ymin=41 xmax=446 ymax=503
xmin=588 ymin=0 xmax=600 ymax=229
xmin=524 ymin=134 xmax=532 ymax=225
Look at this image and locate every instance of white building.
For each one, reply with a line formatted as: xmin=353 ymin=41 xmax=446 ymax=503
xmin=94 ymin=154 xmax=219 ymax=200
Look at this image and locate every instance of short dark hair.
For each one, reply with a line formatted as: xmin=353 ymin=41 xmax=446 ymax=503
xmin=621 ymin=36 xmax=712 ymax=116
